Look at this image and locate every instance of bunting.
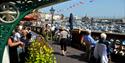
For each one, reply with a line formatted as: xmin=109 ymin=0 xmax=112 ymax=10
xmin=55 ymin=0 xmax=95 ymax=13
xmin=89 ymin=0 xmax=95 ymax=3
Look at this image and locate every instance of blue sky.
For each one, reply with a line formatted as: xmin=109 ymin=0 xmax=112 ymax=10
xmin=39 ymin=0 xmax=125 ymax=18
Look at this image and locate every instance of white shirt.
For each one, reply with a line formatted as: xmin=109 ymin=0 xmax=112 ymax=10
xmin=94 ymin=43 xmax=108 ymax=63
xmin=51 ymin=26 xmax=55 ymax=31
xmin=60 ymin=30 xmax=68 ymax=38
xmin=14 ymin=32 xmax=21 ymax=41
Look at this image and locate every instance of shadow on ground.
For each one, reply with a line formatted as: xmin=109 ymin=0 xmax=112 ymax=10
xmin=111 ymin=53 xmax=125 ymax=63
xmin=52 ymin=52 xmax=63 ymax=56
xmin=66 ymin=53 xmax=88 ymax=62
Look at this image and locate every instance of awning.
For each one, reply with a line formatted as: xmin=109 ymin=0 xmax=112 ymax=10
xmin=22 ymin=14 xmax=37 ymax=21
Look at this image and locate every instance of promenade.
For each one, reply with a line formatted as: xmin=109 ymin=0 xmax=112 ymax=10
xmin=48 ymin=40 xmax=88 ymax=63
xmin=30 ymin=32 xmax=124 ymax=63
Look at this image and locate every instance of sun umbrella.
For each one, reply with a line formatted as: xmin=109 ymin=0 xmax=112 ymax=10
xmin=69 ymin=13 xmax=74 ymax=30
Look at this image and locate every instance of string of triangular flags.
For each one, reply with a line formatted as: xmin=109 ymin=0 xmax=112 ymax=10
xmin=55 ymin=0 xmax=95 ymax=13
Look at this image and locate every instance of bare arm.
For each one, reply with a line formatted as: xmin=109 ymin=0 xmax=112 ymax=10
xmin=8 ymin=38 xmax=23 ymax=47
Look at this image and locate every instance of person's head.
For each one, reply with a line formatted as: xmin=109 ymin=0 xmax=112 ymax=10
xmin=60 ymin=26 xmax=65 ymax=31
xmin=27 ymin=27 xmax=31 ymax=32
xmin=14 ymin=28 xmax=19 ymax=32
xmin=100 ymin=33 xmax=107 ymax=40
xmin=86 ymin=29 xmax=91 ymax=35
xmin=22 ymin=30 xmax=28 ymax=36
xmin=22 ymin=27 xmax=26 ymax=30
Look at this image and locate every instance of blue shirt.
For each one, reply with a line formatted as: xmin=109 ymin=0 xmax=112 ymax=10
xmin=84 ymin=35 xmax=96 ymax=46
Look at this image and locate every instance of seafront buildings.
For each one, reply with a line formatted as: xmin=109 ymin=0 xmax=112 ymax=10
xmin=30 ymin=11 xmax=125 ymax=34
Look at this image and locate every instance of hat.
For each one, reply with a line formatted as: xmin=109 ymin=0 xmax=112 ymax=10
xmin=86 ymin=29 xmax=91 ymax=34
xmin=60 ymin=26 xmax=65 ymax=30
xmin=115 ymin=39 xmax=120 ymax=44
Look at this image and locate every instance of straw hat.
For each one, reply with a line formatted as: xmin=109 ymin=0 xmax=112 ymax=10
xmin=60 ymin=26 xmax=65 ymax=30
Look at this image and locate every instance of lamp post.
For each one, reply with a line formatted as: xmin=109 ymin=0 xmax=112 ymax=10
xmin=50 ymin=7 xmax=55 ymax=40
xmin=50 ymin=7 xmax=55 ymax=25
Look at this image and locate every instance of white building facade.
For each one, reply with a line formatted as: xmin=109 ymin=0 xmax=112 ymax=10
xmin=39 ymin=12 xmax=62 ymax=22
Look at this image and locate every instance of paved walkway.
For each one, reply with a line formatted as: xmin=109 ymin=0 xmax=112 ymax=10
xmin=31 ymin=32 xmax=123 ymax=63
xmin=49 ymin=41 xmax=88 ymax=63
xmin=49 ymin=41 xmax=125 ymax=63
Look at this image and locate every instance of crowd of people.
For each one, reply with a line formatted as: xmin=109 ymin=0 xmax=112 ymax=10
xmin=2 ymin=24 xmax=124 ymax=63
xmin=3 ymin=25 xmax=33 ymax=63
xmin=54 ymin=27 xmax=112 ymax=63
xmin=77 ymin=29 xmax=112 ymax=63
